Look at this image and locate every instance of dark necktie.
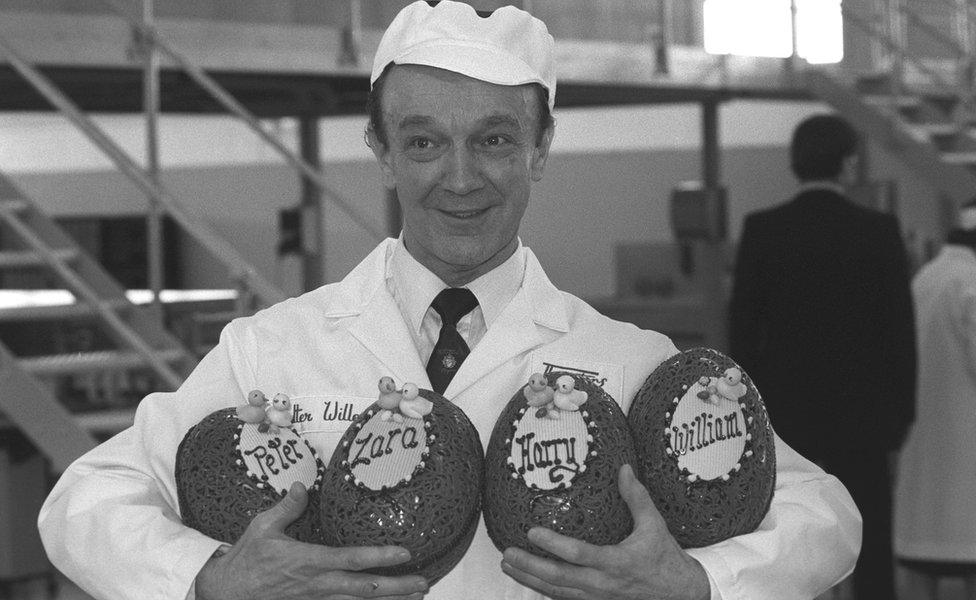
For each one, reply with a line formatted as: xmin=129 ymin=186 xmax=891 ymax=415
xmin=426 ymin=288 xmax=479 ymax=394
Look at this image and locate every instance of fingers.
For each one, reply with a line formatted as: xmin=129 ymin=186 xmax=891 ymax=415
xmin=252 ymin=481 xmax=309 ymax=535
xmin=617 ymin=463 xmax=665 ymax=534
xmin=525 ymin=527 xmax=603 ymax=567
xmin=311 ymin=544 xmax=415 ymax=572
xmin=500 ymin=556 xmax=581 ymax=600
xmin=502 ymin=547 xmax=600 ymax=600
xmin=317 ymin=570 xmax=429 ymax=598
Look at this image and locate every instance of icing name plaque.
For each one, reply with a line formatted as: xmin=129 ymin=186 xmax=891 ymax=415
xmin=339 ymin=410 xmax=431 ymax=491
xmin=509 ymin=410 xmax=590 ymax=490
xmin=238 ymin=424 xmax=319 ymax=494
xmin=665 ymin=379 xmax=746 ymax=482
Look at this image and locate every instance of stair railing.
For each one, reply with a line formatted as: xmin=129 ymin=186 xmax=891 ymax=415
xmin=98 ymin=0 xmax=385 ymax=242
xmin=0 ymin=201 xmax=184 ymax=389
xmin=845 ymin=0 xmax=976 ymax=127
xmin=0 ymin=34 xmax=288 ymax=312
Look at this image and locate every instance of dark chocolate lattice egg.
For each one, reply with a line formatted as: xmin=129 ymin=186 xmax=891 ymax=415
xmin=484 ymin=372 xmax=637 ymax=558
xmin=319 ymin=388 xmax=483 ymax=584
xmin=628 ymin=347 xmax=776 ymax=548
xmin=176 ymin=407 xmax=325 ymax=544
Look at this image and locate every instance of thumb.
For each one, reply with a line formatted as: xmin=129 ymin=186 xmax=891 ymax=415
xmin=258 ymin=481 xmax=309 ymax=533
xmin=618 ymin=464 xmax=665 ymax=534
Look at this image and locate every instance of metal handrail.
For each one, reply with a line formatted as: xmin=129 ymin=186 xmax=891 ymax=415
xmin=0 ymin=34 xmax=288 ymax=310
xmin=0 ymin=203 xmax=184 ymax=390
xmin=97 ymin=0 xmax=385 ymax=240
xmin=900 ymin=5 xmax=966 ymax=56
xmin=843 ymin=5 xmax=958 ymax=91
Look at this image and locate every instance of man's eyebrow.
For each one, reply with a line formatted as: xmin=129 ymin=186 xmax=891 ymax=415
xmin=478 ymin=114 xmax=524 ymax=130
xmin=395 ymin=113 xmax=525 ymax=132
xmin=396 ymin=115 xmax=437 ymax=131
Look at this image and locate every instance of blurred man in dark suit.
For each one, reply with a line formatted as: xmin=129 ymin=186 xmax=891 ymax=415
xmin=729 ymin=113 xmax=916 ymax=600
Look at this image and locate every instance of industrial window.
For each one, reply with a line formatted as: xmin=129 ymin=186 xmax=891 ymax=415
xmin=703 ymin=0 xmax=843 ymax=64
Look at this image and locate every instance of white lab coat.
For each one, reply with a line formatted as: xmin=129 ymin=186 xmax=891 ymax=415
xmin=39 ymin=238 xmax=860 ymax=600
xmin=895 ymin=245 xmax=976 ymax=562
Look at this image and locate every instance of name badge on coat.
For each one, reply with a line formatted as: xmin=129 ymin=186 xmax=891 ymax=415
xmin=286 ymin=395 xmax=375 ymax=463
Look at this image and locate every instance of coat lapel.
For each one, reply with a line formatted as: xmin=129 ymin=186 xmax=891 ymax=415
xmin=328 ymin=239 xmax=430 ymax=387
xmin=347 ymin=289 xmax=430 ymax=387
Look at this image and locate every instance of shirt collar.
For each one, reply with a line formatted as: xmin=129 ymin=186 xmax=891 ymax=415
xmin=942 ymin=244 xmax=976 ymax=262
xmin=796 ymin=180 xmax=847 ymax=197
xmin=387 ymin=236 xmax=526 ymax=335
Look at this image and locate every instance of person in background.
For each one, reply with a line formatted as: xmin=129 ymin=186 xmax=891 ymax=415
xmin=894 ymin=199 xmax=976 ymax=600
xmin=728 ymin=113 xmax=917 ymax=600
xmin=39 ymin=3 xmax=861 ymax=599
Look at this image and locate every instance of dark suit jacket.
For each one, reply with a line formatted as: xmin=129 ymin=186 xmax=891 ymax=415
xmin=728 ymin=187 xmax=916 ymax=455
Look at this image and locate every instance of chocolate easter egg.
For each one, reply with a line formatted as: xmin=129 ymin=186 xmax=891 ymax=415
xmin=484 ymin=372 xmax=636 ymax=558
xmin=176 ymin=407 xmax=324 ymax=544
xmin=628 ymin=347 xmax=776 ymax=548
xmin=319 ymin=387 xmax=483 ymax=584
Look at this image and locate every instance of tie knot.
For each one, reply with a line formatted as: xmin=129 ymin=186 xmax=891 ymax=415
xmin=431 ymin=288 xmax=479 ymax=327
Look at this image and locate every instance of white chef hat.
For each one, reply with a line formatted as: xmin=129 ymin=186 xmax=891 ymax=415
xmin=371 ymin=0 xmax=556 ymax=111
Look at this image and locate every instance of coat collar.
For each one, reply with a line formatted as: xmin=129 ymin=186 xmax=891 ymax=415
xmin=330 ymin=239 xmax=570 ymax=395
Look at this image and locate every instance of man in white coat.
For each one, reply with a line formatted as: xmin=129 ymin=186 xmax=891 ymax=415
xmin=38 ymin=2 xmax=861 ymax=599
xmin=894 ymin=199 xmax=976 ymax=598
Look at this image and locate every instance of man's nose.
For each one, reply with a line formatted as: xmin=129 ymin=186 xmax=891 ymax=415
xmin=441 ymin=146 xmax=483 ymax=194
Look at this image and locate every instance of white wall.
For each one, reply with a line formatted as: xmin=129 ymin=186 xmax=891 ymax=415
xmin=0 ymin=100 xmax=946 ymax=300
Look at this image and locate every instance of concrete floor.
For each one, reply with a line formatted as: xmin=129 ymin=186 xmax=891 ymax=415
xmin=0 ymin=568 xmax=972 ymax=600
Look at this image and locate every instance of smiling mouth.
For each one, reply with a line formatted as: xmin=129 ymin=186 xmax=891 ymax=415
xmin=440 ymin=208 xmax=489 ymax=219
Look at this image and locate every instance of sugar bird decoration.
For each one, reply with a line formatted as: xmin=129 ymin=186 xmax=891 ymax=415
xmin=375 ymin=377 xmax=433 ymax=422
xmin=398 ymin=382 xmax=433 ymax=420
xmin=236 ymin=389 xmax=268 ymax=425
xmin=552 ymin=375 xmax=588 ymax=413
xmin=266 ymin=393 xmax=293 ymax=433
xmin=377 ymin=376 xmax=403 ymax=422
xmin=235 ymin=389 xmax=294 ymax=434
xmin=696 ymin=367 xmax=748 ymax=404
xmin=522 ymin=372 xmax=555 ymax=418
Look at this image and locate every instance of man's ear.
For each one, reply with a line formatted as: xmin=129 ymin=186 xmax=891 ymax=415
xmin=530 ymin=125 xmax=554 ymax=182
xmin=366 ymin=127 xmax=396 ymax=189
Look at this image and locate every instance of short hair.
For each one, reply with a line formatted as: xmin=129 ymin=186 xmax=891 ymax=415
xmin=790 ymin=114 xmax=859 ymax=181
xmin=365 ymin=64 xmax=555 ymax=150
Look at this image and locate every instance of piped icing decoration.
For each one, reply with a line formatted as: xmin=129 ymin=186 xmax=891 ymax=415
xmin=669 ymin=361 xmax=749 ymax=482
xmin=339 ymin=379 xmax=432 ymax=491
xmin=505 ymin=374 xmax=594 ymax=491
xmin=237 ymin=419 xmax=319 ymax=494
xmin=628 ymin=347 xmax=776 ymax=548
xmin=176 ymin=406 xmax=325 ymax=545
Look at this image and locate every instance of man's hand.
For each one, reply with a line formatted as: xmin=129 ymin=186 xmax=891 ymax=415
xmin=195 ymin=481 xmax=429 ymax=600
xmin=500 ymin=464 xmax=710 ymax=600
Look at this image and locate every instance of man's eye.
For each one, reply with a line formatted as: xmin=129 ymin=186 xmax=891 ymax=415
xmin=408 ymin=138 xmax=434 ymax=150
xmin=483 ymin=135 xmax=508 ymax=147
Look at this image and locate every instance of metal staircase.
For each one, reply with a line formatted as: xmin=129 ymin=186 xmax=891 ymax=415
xmin=806 ymin=68 xmax=976 ymax=210
xmin=0 ymin=3 xmax=300 ymax=472
xmin=0 ymin=174 xmax=196 ymax=472
xmin=805 ymin=0 xmax=976 ymax=220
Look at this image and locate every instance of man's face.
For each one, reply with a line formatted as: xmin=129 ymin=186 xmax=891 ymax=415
xmin=371 ymin=65 xmax=553 ymax=285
